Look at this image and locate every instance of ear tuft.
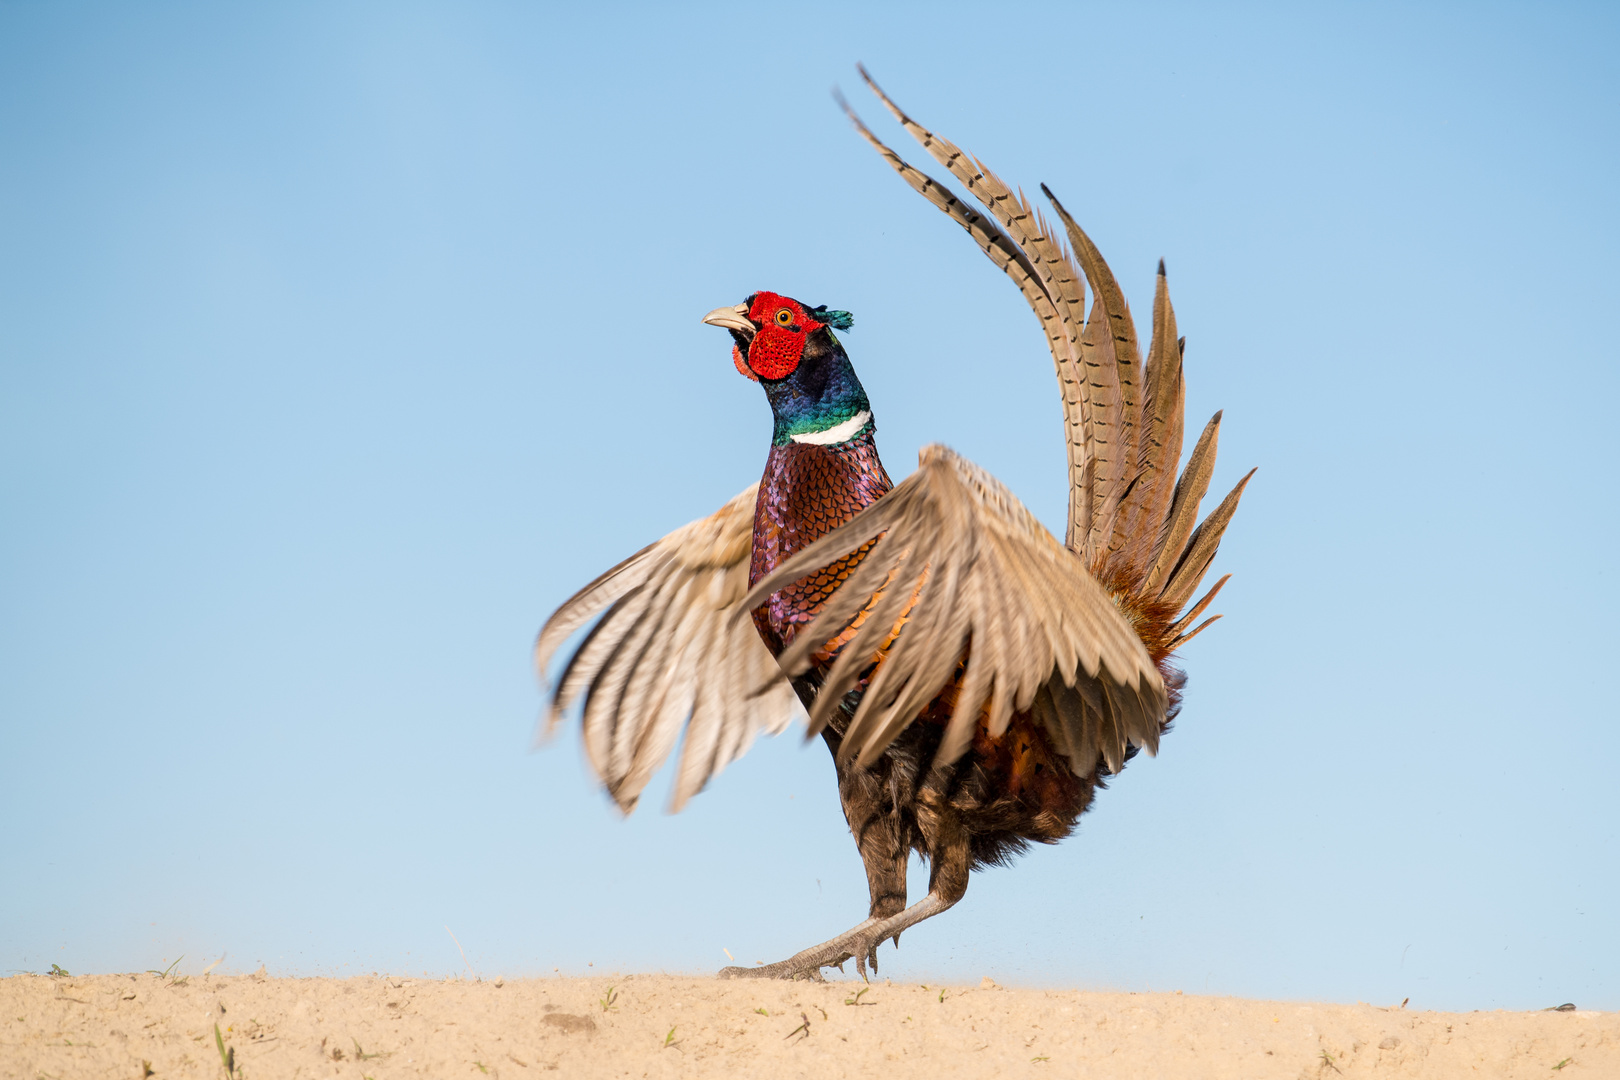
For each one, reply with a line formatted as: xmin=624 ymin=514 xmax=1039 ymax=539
xmin=821 ymin=309 xmax=854 ymax=331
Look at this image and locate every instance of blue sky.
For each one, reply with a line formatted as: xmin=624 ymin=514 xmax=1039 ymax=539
xmin=2 ymin=2 xmax=1616 ymax=1011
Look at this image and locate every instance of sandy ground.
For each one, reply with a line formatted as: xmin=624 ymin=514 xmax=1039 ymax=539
xmin=2 ymin=972 xmax=1613 ymax=1079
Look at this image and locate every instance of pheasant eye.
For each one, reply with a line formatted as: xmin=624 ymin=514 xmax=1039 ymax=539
xmin=775 ymin=309 xmax=793 ymax=327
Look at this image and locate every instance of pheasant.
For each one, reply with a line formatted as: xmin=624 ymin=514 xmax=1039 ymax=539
xmin=535 ymin=69 xmax=1252 ymax=981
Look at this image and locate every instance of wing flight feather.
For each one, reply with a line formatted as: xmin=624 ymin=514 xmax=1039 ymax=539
xmin=740 ymin=445 xmax=1166 ymax=776
xmin=534 ymin=485 xmax=805 ymax=812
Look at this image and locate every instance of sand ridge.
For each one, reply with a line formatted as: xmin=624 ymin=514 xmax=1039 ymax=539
xmin=2 ymin=972 xmax=1614 ymax=1079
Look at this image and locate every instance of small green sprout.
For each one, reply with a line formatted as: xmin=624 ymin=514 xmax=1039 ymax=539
xmin=214 ymin=1022 xmax=236 ymax=1077
xmin=148 ymin=957 xmax=184 ymax=980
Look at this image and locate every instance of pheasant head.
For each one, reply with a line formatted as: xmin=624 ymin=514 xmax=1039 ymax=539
xmin=703 ymin=292 xmax=870 ymax=446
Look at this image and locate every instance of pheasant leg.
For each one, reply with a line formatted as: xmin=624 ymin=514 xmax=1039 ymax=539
xmin=844 ymin=751 xmax=910 ymax=924
xmin=717 ymin=889 xmax=959 ymax=980
xmin=719 ymin=826 xmax=970 ymax=981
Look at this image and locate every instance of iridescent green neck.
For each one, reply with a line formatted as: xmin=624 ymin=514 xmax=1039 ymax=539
xmin=760 ymin=330 xmax=872 ymax=447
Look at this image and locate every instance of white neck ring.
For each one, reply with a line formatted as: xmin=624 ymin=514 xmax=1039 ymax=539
xmin=789 ymin=410 xmax=871 ymax=446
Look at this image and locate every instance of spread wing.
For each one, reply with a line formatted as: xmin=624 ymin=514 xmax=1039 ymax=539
xmin=741 ymin=445 xmax=1167 ymax=778
xmin=534 ymin=485 xmax=805 ymax=813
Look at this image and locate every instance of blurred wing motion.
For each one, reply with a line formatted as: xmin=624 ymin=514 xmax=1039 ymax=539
xmin=534 ymin=485 xmax=805 ymax=813
xmin=743 ymin=444 xmax=1166 ymax=778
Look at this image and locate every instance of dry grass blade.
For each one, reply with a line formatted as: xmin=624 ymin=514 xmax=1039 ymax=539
xmin=213 ymin=1023 xmax=236 ymax=1078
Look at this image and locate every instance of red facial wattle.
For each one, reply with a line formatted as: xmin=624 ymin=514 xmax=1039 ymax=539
xmin=743 ymin=291 xmax=824 ymax=381
xmin=746 ymin=328 xmax=804 ymax=380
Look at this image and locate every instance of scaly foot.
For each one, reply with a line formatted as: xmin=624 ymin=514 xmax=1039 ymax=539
xmin=716 ymin=890 xmax=957 ymax=981
xmin=717 ymin=918 xmax=887 ymax=980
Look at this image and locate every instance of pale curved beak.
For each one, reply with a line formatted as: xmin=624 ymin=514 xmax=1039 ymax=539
xmin=702 ymin=303 xmax=755 ymax=337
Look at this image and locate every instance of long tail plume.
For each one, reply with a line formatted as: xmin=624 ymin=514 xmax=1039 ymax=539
xmin=842 ymin=69 xmax=1253 ymax=662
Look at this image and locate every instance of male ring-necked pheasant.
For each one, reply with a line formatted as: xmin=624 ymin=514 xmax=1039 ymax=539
xmin=536 ymin=70 xmax=1252 ymax=980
